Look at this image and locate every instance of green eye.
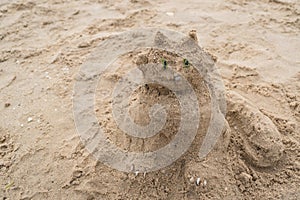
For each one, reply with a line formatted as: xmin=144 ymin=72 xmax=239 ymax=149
xmin=161 ymin=58 xmax=167 ymax=69
xmin=183 ymin=58 xmax=190 ymax=68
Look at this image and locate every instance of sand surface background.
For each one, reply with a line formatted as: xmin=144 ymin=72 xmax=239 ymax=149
xmin=0 ymin=0 xmax=299 ymax=199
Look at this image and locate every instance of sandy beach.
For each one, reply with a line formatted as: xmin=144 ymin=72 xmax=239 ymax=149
xmin=0 ymin=0 xmax=299 ymax=199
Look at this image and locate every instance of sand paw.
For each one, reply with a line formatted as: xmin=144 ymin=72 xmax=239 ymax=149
xmin=227 ymin=91 xmax=284 ymax=168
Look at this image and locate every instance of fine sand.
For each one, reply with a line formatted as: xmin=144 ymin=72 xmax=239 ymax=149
xmin=0 ymin=0 xmax=299 ymax=199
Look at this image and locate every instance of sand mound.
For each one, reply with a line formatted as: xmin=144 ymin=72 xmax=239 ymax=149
xmin=95 ymin=48 xmax=211 ymax=153
xmin=1 ymin=0 xmax=299 ymax=199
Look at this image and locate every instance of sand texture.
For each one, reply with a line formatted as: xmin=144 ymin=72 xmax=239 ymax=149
xmin=0 ymin=0 xmax=299 ymax=199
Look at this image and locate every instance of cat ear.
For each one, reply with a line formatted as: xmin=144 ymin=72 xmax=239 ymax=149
xmin=153 ymin=31 xmax=173 ymax=49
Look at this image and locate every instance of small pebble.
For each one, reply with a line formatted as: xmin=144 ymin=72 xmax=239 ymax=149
xmin=27 ymin=117 xmax=33 ymax=122
xmin=189 ymin=177 xmax=195 ymax=183
xmin=203 ymin=179 xmax=207 ymax=187
xmin=196 ymin=177 xmax=201 ymax=186
xmin=166 ymin=12 xmax=174 ymax=16
xmin=78 ymin=42 xmax=91 ymax=48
